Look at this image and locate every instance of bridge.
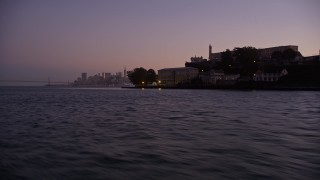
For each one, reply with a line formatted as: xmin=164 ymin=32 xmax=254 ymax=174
xmin=0 ymin=79 xmax=70 ymax=86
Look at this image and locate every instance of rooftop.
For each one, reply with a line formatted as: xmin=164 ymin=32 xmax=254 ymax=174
xmin=158 ymin=67 xmax=198 ymax=71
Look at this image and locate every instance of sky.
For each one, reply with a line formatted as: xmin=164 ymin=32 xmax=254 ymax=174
xmin=1 ymin=0 xmax=319 ymax=84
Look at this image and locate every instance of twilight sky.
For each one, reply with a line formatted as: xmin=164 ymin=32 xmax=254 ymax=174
xmin=1 ymin=0 xmax=319 ymax=83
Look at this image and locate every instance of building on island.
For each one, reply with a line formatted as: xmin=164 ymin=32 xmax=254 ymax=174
xmin=190 ymin=56 xmax=207 ymax=63
xmin=199 ymin=69 xmax=240 ymax=85
xmin=259 ymin=45 xmax=299 ymax=60
xmin=208 ymin=44 xmax=300 ymax=61
xmin=253 ymin=69 xmax=288 ymax=82
xmin=209 ymin=69 xmax=225 ymax=84
xmin=158 ymin=67 xmax=198 ymax=86
xmin=208 ymin=44 xmax=222 ymax=61
xmin=303 ymin=54 xmax=320 ymax=62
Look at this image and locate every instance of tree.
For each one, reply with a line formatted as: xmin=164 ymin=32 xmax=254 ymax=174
xmin=127 ymin=67 xmax=157 ymax=85
xmin=233 ymin=46 xmax=258 ymax=65
xmin=147 ymin=69 xmax=157 ymax=83
xmin=221 ymin=49 xmax=234 ymax=69
xmin=127 ymin=67 xmax=147 ymax=85
xmin=233 ymin=46 xmax=259 ymax=76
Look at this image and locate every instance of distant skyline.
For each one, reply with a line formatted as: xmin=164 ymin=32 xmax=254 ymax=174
xmin=1 ymin=0 xmax=319 ymax=84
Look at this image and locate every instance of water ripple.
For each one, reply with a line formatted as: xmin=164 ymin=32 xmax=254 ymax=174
xmin=0 ymin=87 xmax=319 ymax=179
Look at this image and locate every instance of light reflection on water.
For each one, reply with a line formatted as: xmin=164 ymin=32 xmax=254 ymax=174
xmin=0 ymin=87 xmax=319 ymax=179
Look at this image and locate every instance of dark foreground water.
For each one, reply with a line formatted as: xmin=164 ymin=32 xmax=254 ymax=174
xmin=0 ymin=87 xmax=319 ymax=180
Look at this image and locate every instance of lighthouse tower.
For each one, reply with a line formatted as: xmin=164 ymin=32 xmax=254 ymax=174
xmin=209 ymin=44 xmax=213 ymax=61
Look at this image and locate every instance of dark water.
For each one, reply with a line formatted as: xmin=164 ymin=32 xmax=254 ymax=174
xmin=0 ymin=87 xmax=319 ymax=180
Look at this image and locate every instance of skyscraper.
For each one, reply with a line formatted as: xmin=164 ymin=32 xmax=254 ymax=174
xmin=81 ymin=73 xmax=87 ymax=81
xmin=124 ymin=67 xmax=127 ymax=78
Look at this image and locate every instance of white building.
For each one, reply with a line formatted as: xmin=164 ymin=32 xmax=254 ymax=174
xmin=209 ymin=69 xmax=225 ymax=84
xmin=158 ymin=67 xmax=198 ymax=86
xmin=200 ymin=69 xmax=240 ymax=85
xmin=253 ymin=69 xmax=288 ymax=82
xmin=225 ymin=74 xmax=241 ymax=81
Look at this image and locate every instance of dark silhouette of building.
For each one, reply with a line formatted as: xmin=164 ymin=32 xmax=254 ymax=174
xmin=208 ymin=44 xmax=300 ymax=61
xmin=81 ymin=73 xmax=87 ymax=81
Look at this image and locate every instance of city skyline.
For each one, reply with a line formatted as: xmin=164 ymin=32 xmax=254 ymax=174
xmin=1 ymin=0 xmax=320 ymax=84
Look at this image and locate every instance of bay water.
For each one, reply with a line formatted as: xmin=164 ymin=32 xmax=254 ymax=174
xmin=0 ymin=87 xmax=319 ymax=179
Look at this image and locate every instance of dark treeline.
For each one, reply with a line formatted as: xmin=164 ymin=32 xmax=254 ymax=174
xmin=127 ymin=68 xmax=157 ymax=85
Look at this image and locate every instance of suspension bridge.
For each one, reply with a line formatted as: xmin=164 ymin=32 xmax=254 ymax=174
xmin=0 ymin=79 xmax=70 ymax=86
